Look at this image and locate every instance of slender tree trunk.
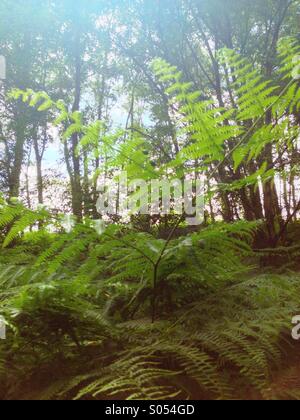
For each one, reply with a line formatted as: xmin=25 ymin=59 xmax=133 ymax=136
xmin=83 ymin=151 xmax=90 ymax=217
xmin=70 ymin=30 xmax=83 ymax=220
xmin=33 ymin=134 xmax=44 ymax=205
xmin=9 ymin=114 xmax=26 ymax=199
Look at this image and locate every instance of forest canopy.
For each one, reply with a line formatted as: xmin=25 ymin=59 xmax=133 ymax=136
xmin=0 ymin=0 xmax=300 ymax=401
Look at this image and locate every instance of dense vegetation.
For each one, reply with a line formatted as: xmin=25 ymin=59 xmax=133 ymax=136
xmin=0 ymin=0 xmax=300 ymax=400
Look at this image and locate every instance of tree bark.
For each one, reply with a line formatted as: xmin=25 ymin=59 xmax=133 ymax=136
xmin=70 ymin=29 xmax=83 ymax=220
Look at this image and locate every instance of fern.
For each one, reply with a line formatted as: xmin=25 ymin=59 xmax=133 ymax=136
xmin=0 ymin=217 xmax=299 ymax=400
xmin=152 ymin=58 xmax=242 ymax=170
xmin=0 ymin=203 xmax=50 ymax=248
xmin=5 ymin=272 xmax=294 ymax=401
xmin=2 ymin=40 xmax=300 ymax=401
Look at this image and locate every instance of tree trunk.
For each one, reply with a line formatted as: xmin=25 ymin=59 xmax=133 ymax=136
xmin=9 ymin=119 xmax=26 ymax=199
xmin=70 ymin=29 xmax=83 ymax=220
xmin=33 ymin=134 xmax=44 ymax=205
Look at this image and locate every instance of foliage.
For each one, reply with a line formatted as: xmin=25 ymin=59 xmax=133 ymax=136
xmin=0 ymin=203 xmax=299 ymax=400
xmin=0 ymin=234 xmax=299 ymax=400
xmin=0 ymin=1 xmax=299 ymax=402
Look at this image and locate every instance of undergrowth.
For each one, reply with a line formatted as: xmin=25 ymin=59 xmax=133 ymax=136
xmin=0 ymin=202 xmax=299 ymax=400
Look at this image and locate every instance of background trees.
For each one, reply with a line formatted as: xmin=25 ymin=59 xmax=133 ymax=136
xmin=0 ymin=0 xmax=299 ymax=238
xmin=0 ymin=0 xmax=300 ymax=401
